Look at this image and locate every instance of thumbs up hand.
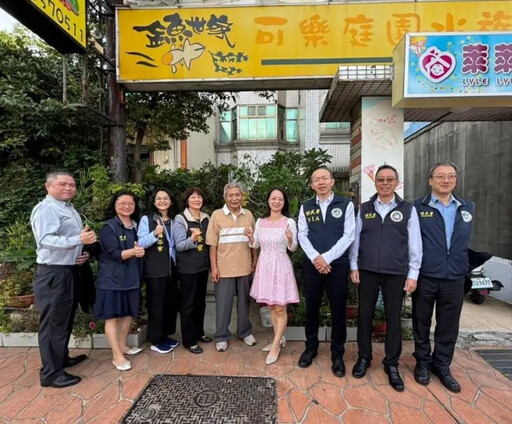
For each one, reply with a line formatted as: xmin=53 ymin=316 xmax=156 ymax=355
xmin=154 ymin=220 xmax=164 ymax=237
xmin=243 ymin=224 xmax=253 ymax=238
xmin=285 ymin=223 xmax=293 ymax=242
xmin=80 ymin=225 xmax=97 ymax=245
xmin=133 ymin=241 xmax=145 ymax=258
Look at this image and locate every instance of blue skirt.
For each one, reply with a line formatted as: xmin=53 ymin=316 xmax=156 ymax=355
xmin=94 ymin=288 xmax=140 ymax=320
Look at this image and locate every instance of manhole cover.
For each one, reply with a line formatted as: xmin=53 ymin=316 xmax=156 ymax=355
xmin=475 ymin=349 xmax=512 ymax=381
xmin=122 ymin=374 xmax=277 ymax=424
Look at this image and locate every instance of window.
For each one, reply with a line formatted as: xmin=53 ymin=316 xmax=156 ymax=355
xmin=286 ymin=108 xmax=298 ymax=143
xmin=238 ymin=105 xmax=277 ymax=140
xmin=320 ymin=122 xmax=350 ymax=133
xmin=219 ymin=111 xmax=236 ymax=143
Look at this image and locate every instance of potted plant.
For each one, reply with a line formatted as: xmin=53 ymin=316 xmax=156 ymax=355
xmin=346 ymin=281 xmax=358 ymax=319
xmin=1 ymin=308 xmax=40 ymax=347
xmin=2 ymin=269 xmax=35 ymax=308
xmin=372 ymin=306 xmax=387 ymax=334
xmin=401 ymin=294 xmax=413 ymax=331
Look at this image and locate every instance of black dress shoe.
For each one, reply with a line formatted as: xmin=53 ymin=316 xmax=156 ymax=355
xmin=64 ymin=354 xmax=87 ymax=368
xmin=41 ymin=372 xmax=81 ymax=388
xmin=298 ymin=349 xmax=317 ymax=368
xmin=200 ymin=336 xmax=212 ymax=343
xmin=414 ymin=364 xmax=431 ymax=386
xmin=432 ymin=367 xmax=461 ymax=393
xmin=352 ymin=358 xmax=371 ymax=378
xmin=384 ymin=366 xmax=404 ymax=392
xmin=189 ymin=345 xmax=203 ymax=354
xmin=331 ymin=358 xmax=346 ymax=378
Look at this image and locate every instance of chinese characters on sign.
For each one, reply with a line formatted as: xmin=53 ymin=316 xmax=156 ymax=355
xmin=117 ymin=1 xmax=512 ymax=84
xmin=404 ymin=32 xmax=512 ymax=98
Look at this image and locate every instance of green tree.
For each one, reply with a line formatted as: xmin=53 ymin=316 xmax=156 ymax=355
xmin=126 ymin=91 xmax=231 ymax=183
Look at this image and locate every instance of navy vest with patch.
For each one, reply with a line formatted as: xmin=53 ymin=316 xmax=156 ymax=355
xmin=143 ymin=215 xmax=171 ymax=278
xmin=414 ymin=194 xmax=474 ymax=280
xmin=302 ymin=195 xmax=350 ymax=265
xmin=358 ymin=194 xmax=412 ymax=275
xmin=176 ymin=213 xmax=210 ymax=274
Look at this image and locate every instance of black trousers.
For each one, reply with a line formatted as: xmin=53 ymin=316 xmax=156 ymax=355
xmin=357 ymin=270 xmax=405 ymax=367
xmin=34 ymin=264 xmax=79 ymax=384
xmin=412 ymin=275 xmax=464 ymax=371
xmin=303 ymin=259 xmax=349 ymax=358
xmin=145 ymin=271 xmax=179 ymax=345
xmin=179 ymin=270 xmax=209 ymax=348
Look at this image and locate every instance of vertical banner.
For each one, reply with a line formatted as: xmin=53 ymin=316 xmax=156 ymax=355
xmin=360 ymin=98 xmax=404 ymax=202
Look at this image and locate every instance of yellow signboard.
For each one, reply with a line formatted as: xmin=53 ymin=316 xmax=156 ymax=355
xmin=30 ymin=0 xmax=86 ymax=49
xmin=117 ymin=1 xmax=511 ymax=88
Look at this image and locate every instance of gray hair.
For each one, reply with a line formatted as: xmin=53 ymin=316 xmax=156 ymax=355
xmin=46 ymin=170 xmax=74 ymax=184
xmin=429 ymin=161 xmax=458 ymax=178
xmin=223 ymin=182 xmax=243 ymax=199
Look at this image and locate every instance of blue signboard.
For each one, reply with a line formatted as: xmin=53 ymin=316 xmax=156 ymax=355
xmin=404 ymin=32 xmax=512 ymax=98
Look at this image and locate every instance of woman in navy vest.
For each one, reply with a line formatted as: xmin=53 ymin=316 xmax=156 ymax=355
xmin=95 ymin=190 xmax=144 ymax=371
xmin=137 ymin=188 xmax=180 ymax=354
xmin=174 ymin=187 xmax=211 ymax=354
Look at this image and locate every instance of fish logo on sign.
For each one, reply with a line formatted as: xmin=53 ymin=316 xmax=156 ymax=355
xmin=419 ymin=46 xmax=456 ymax=83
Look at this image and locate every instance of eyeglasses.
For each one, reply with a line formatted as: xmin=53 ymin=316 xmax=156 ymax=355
xmin=116 ymin=202 xmax=135 ymax=207
xmin=376 ymin=177 xmax=397 ymax=184
xmin=432 ymin=174 xmax=457 ymax=181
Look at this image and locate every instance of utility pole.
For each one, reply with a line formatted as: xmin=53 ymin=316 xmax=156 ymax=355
xmin=106 ymin=0 xmax=127 ymax=182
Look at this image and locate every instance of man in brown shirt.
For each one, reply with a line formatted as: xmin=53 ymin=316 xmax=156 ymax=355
xmin=206 ymin=182 xmax=258 ymax=352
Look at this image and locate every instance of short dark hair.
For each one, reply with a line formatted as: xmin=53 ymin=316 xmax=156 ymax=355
xmin=429 ymin=161 xmax=458 ymax=178
xmin=181 ymin=187 xmax=206 ymax=210
xmin=149 ymin=187 xmax=177 ymax=218
xmin=104 ymin=190 xmax=140 ymax=221
xmin=264 ymin=188 xmax=289 ymax=217
xmin=375 ymin=164 xmax=399 ymax=180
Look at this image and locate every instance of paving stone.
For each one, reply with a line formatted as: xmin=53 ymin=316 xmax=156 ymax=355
xmin=480 ymin=387 xmax=512 ymax=408
xmin=287 ymin=387 xmax=312 ymax=421
xmin=0 ymin=385 xmax=13 ymax=404
xmin=45 ymin=395 xmax=82 ymax=424
xmin=166 ymin=357 xmax=200 ymax=374
xmin=318 ymin=367 xmax=348 ymax=387
xmin=374 ymin=384 xmax=423 ymax=409
xmin=277 ymin=397 xmax=295 ymax=423
xmin=83 ymin=381 xmax=120 ymax=422
xmin=302 ymin=404 xmax=340 ymax=424
xmin=450 ymin=397 xmax=496 ymax=424
xmin=423 ymin=400 xmax=457 ymax=424
xmin=0 ymin=386 xmax=41 ymax=421
xmin=474 ymin=393 xmax=512 ymax=423
xmin=389 ymin=403 xmax=432 ymax=424
xmin=467 ymin=370 xmax=512 ymax=390
xmin=17 ymin=394 xmax=62 ymax=419
xmin=191 ymin=359 xmax=221 ymax=375
xmin=341 ymin=408 xmax=390 ymax=423
xmin=309 ymin=383 xmax=347 ymax=415
xmin=276 ymin=377 xmax=295 ymax=398
xmin=86 ymin=400 xmax=132 ymax=424
xmin=0 ymin=361 xmax=25 ymax=388
xmin=287 ymin=366 xmax=322 ymax=391
xmin=121 ymin=372 xmax=152 ymax=400
xmin=343 ymin=385 xmax=388 ymax=414
xmin=217 ymin=353 xmax=245 ymax=375
xmin=447 ymin=375 xmax=479 ymax=403
xmin=72 ymin=368 xmax=119 ymax=400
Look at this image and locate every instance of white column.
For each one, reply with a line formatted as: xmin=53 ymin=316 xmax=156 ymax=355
xmin=358 ymin=97 xmax=404 ymax=202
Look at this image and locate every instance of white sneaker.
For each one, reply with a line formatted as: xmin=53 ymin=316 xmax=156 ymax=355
xmin=216 ymin=341 xmax=228 ymax=352
xmin=243 ymin=334 xmax=257 ymax=346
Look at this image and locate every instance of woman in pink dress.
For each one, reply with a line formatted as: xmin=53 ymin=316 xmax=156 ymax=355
xmin=245 ymin=188 xmax=299 ymax=365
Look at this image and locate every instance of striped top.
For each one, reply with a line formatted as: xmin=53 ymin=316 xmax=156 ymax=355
xmin=205 ymin=205 xmax=255 ymax=278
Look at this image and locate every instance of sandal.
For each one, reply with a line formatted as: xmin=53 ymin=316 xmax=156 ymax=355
xmin=113 ymin=360 xmax=131 ymax=371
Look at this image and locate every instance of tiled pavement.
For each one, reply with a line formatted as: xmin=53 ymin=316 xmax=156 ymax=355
xmin=1 ymin=339 xmax=512 ymax=423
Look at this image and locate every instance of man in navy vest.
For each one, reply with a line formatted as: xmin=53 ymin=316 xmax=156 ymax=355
xmin=413 ymin=161 xmax=474 ymax=393
xmin=349 ymin=165 xmax=422 ymax=391
xmin=297 ymin=168 xmax=355 ymax=377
